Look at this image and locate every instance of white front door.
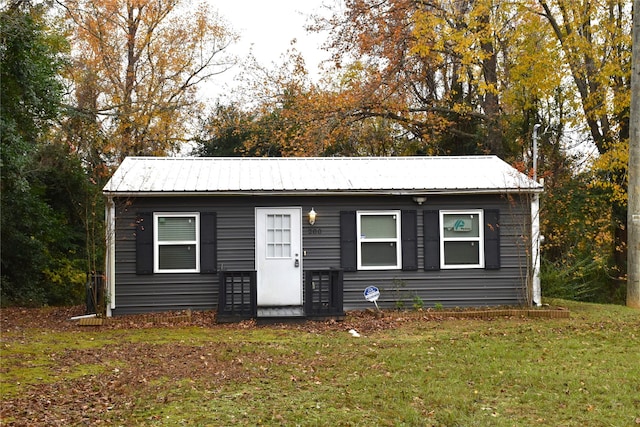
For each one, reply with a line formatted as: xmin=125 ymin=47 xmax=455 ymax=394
xmin=255 ymin=207 xmax=302 ymax=306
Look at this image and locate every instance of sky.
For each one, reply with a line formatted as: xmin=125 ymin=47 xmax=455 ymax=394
xmin=203 ymin=0 xmax=332 ymax=101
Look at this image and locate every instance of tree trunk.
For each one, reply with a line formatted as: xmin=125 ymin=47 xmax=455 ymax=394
xmin=481 ymin=41 xmax=503 ymax=156
xmin=121 ymin=1 xmax=141 ymax=161
xmin=627 ymin=0 xmax=640 ymax=308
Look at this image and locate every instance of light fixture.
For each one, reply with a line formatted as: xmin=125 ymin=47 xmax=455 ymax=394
xmin=413 ymin=196 xmax=427 ymax=205
xmin=308 ymin=208 xmax=317 ymax=225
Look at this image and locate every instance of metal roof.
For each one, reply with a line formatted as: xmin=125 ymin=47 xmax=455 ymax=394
xmin=103 ymin=156 xmax=543 ymax=196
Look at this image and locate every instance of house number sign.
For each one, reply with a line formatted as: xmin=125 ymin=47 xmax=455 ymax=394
xmin=307 ymin=228 xmax=322 ymax=235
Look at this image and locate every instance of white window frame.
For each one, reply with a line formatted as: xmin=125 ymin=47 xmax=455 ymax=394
xmin=356 ymin=210 xmax=402 ymax=270
xmin=440 ymin=209 xmax=484 ymax=269
xmin=154 ymin=212 xmax=200 ymax=273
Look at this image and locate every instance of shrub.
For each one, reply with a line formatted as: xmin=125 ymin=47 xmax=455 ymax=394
xmin=541 ymin=255 xmax=608 ymax=302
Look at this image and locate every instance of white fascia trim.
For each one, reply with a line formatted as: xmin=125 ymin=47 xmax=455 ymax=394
xmin=531 ymin=194 xmax=542 ymax=306
xmin=105 ymin=197 xmax=116 ymax=316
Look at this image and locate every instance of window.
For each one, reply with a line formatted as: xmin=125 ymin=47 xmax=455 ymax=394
xmin=440 ymin=210 xmax=484 ymax=268
xmin=154 ymin=213 xmax=200 ymax=273
xmin=357 ymin=211 xmax=401 ymax=270
xmin=266 ymin=214 xmax=291 ymax=258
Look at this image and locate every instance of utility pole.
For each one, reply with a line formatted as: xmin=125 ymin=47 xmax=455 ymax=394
xmin=628 ymin=0 xmax=640 ymax=308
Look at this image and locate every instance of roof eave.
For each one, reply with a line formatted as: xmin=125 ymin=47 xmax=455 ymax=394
xmin=103 ymin=188 xmax=543 ymax=198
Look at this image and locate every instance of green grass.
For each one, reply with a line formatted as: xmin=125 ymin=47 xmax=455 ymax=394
xmin=2 ymin=299 xmax=639 ymax=426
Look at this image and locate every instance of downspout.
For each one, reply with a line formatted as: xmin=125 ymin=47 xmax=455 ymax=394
xmin=531 ymin=194 xmax=542 ymax=306
xmin=105 ymin=196 xmax=116 ymax=316
xmin=531 ymin=124 xmax=542 ymax=306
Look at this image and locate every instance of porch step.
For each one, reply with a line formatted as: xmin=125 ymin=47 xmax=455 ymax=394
xmin=257 ymin=306 xmax=305 ymax=318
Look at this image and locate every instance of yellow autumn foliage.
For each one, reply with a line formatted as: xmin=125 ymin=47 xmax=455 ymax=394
xmin=61 ymin=0 xmax=237 ymax=164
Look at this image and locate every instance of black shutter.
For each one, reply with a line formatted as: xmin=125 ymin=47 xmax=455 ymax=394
xmin=424 ymin=210 xmax=440 ymax=271
xmin=136 ymin=212 xmax=153 ymax=275
xmin=340 ymin=211 xmax=357 ymax=272
xmin=484 ymin=209 xmax=500 ymax=269
xmin=200 ymin=212 xmax=217 ymax=273
xmin=401 ymin=210 xmax=418 ymax=271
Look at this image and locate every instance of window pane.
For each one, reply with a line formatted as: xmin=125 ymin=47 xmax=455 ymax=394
xmin=443 ymin=214 xmax=479 ymax=238
xmin=361 ymin=242 xmax=397 ymax=266
xmin=159 ymin=245 xmax=196 ymax=270
xmin=361 ymin=215 xmax=397 ymax=239
xmin=444 ymin=241 xmax=479 ymax=265
xmin=158 ymin=217 xmax=196 ymax=241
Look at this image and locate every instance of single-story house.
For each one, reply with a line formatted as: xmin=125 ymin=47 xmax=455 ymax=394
xmin=103 ymin=156 xmax=543 ymax=320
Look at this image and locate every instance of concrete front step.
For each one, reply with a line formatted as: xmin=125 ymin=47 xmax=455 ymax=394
xmin=257 ymin=306 xmax=305 ymax=318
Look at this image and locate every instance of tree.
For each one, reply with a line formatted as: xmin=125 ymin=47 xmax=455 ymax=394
xmin=540 ymin=161 xmax=622 ymax=301
xmin=307 ymin=0 xmax=563 ymax=159
xmin=211 ymin=49 xmax=436 ymax=158
xmin=218 ymin=1 xmax=568 ymax=161
xmin=628 ymin=0 xmax=639 ymax=308
xmin=0 ymin=1 xmax=85 ymax=305
xmin=538 ymin=0 xmax=632 ymax=291
xmin=538 ymin=0 xmax=632 ymax=153
xmin=58 ymin=0 xmax=237 ymax=163
xmin=202 ymin=51 xmax=329 ymax=157
xmin=192 ymin=103 xmax=258 ymax=157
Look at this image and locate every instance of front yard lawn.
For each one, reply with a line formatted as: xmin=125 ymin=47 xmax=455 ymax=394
xmin=1 ymin=300 xmax=639 ymax=426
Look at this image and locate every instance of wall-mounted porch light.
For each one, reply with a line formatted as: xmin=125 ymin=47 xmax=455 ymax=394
xmin=308 ymin=207 xmax=317 ymax=225
xmin=412 ymin=196 xmax=427 ymax=205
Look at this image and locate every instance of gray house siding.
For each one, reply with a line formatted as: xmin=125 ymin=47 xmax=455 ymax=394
xmin=111 ymin=193 xmax=531 ymax=315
